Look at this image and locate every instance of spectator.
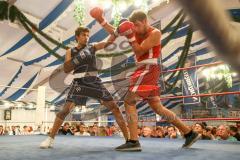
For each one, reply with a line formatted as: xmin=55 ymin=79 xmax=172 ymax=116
xmin=142 ymin=126 xmax=152 ymax=138
xmin=74 ymin=124 xmax=90 ymax=136
xmin=156 ymin=127 xmax=165 ymax=138
xmin=193 ymin=123 xmax=211 ymax=140
xmin=105 ymin=126 xmax=112 ymax=136
xmin=34 ymin=126 xmax=41 ymax=135
xmin=110 ymin=125 xmax=122 ymax=137
xmin=29 ymin=126 xmax=33 ymax=134
xmin=236 ymin=122 xmax=240 ymax=132
xmin=163 ymin=126 xmax=168 ymax=137
xmin=4 ymin=126 xmax=10 ymax=135
xmin=58 ymin=122 xmax=73 ymax=135
xmin=229 ymin=125 xmax=240 ymax=141
xmin=211 ymin=127 xmax=217 ymax=138
xmin=167 ymin=126 xmax=178 ymax=139
xmin=88 ymin=126 xmax=96 ymax=136
xmin=22 ymin=126 xmax=30 ymax=135
xmin=8 ymin=126 xmax=16 ymax=135
xmin=151 ymin=128 xmax=158 ymax=138
xmin=0 ymin=125 xmax=4 ymax=135
xmin=137 ymin=126 xmax=142 ymax=137
xmin=92 ymin=125 xmax=98 ymax=136
xmin=216 ymin=125 xmax=237 ymax=142
xmin=204 ymin=127 xmax=215 ymax=140
xmin=98 ymin=126 xmax=107 ymax=136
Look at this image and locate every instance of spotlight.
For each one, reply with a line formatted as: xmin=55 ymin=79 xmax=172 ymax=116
xmin=232 ymin=72 xmax=238 ymax=77
xmin=75 ymin=107 xmax=80 ymax=113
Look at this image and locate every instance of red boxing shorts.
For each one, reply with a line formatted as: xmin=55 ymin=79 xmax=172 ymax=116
xmin=129 ymin=64 xmax=160 ymax=99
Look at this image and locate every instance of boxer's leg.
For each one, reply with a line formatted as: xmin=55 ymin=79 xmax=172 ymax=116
xmin=40 ymin=101 xmax=75 ymax=149
xmin=102 ymin=100 xmax=129 ymax=141
xmin=115 ymin=91 xmax=142 ymax=152
xmin=49 ymin=101 xmax=75 ymax=139
xmin=147 ymin=96 xmax=190 ymax=134
xmin=124 ymin=92 xmax=139 ymax=141
xmin=147 ymin=96 xmax=201 ymax=148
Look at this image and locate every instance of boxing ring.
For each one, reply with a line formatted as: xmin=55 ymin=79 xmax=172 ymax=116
xmin=0 ymin=135 xmax=239 ymax=160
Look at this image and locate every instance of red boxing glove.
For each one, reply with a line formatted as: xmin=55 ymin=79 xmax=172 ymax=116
xmin=90 ymin=7 xmax=106 ymax=26
xmin=117 ymin=21 xmax=136 ymax=43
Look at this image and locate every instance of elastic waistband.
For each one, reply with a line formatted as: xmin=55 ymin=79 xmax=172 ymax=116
xmin=74 ymin=71 xmax=98 ymax=79
xmin=137 ymin=58 xmax=159 ymax=65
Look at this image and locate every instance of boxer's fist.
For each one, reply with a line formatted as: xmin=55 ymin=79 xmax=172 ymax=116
xmin=117 ymin=21 xmax=135 ymax=42
xmin=90 ymin=7 xmax=106 ymax=25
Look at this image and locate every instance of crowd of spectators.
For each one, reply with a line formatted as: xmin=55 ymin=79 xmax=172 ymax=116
xmin=1 ymin=122 xmax=240 ymax=142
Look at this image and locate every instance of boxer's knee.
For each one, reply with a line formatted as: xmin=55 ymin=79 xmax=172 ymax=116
xmin=56 ymin=102 xmax=74 ymax=120
xmin=124 ymin=92 xmax=137 ymax=106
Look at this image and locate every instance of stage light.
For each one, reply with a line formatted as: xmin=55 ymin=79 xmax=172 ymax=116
xmin=75 ymin=107 xmax=80 ymax=113
xmin=232 ymin=72 xmax=238 ymax=77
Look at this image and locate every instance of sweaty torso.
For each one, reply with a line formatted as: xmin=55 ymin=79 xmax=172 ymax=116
xmin=71 ymin=44 xmax=97 ymax=74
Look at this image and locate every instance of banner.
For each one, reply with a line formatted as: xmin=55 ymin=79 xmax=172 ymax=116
xmin=182 ymin=53 xmax=200 ymax=104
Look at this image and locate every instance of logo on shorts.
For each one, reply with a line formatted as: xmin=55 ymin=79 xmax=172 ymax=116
xmin=80 ymin=51 xmax=86 ymax=59
xmin=76 ymin=87 xmax=81 ymax=92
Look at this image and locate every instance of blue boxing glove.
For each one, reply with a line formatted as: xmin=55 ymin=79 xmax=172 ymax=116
xmin=71 ymin=49 xmax=93 ymax=67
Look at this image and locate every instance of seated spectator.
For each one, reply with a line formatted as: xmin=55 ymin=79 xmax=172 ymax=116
xmin=29 ymin=126 xmax=33 ymax=134
xmin=110 ymin=125 xmax=121 ymax=137
xmin=211 ymin=127 xmax=217 ymax=139
xmin=4 ymin=126 xmax=10 ymax=135
xmin=98 ymin=126 xmax=107 ymax=136
xmin=142 ymin=126 xmax=152 ymax=138
xmin=92 ymin=125 xmax=98 ymax=136
xmin=229 ymin=125 xmax=240 ymax=141
xmin=156 ymin=127 xmax=165 ymax=138
xmin=204 ymin=127 xmax=215 ymax=140
xmin=151 ymin=128 xmax=157 ymax=138
xmin=137 ymin=126 xmax=142 ymax=137
xmin=8 ymin=126 xmax=17 ymax=135
xmin=33 ymin=126 xmax=41 ymax=135
xmin=236 ymin=122 xmax=240 ymax=132
xmin=193 ymin=123 xmax=211 ymax=140
xmin=22 ymin=126 xmax=31 ymax=135
xmin=88 ymin=126 xmax=96 ymax=136
xmin=0 ymin=125 xmax=5 ymax=135
xmin=216 ymin=125 xmax=237 ymax=142
xmin=163 ymin=126 xmax=168 ymax=137
xmin=167 ymin=126 xmax=179 ymax=139
xmin=74 ymin=124 xmax=90 ymax=136
xmin=105 ymin=126 xmax=112 ymax=136
xmin=58 ymin=122 xmax=73 ymax=135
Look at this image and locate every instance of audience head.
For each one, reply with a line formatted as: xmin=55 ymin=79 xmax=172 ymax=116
xmin=217 ymin=125 xmax=231 ymax=140
xmin=193 ymin=123 xmax=205 ymax=134
xmin=142 ymin=126 xmax=152 ymax=137
xmin=63 ymin=122 xmax=70 ymax=131
xmin=229 ymin=125 xmax=238 ymax=136
xmin=167 ymin=126 xmax=177 ymax=138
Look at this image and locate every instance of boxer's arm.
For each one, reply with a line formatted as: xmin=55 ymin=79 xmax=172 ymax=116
xmin=94 ymin=34 xmax=116 ymax=51
xmin=131 ymin=30 xmax=161 ymax=56
xmin=102 ymin=22 xmax=116 ymax=35
xmin=63 ymin=49 xmax=74 ymax=73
